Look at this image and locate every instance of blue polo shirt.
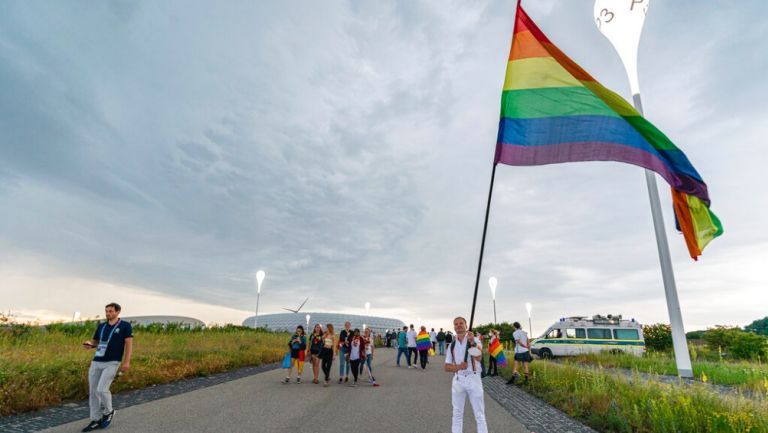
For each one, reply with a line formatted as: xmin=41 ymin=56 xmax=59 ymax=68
xmin=92 ymin=320 xmax=133 ymax=362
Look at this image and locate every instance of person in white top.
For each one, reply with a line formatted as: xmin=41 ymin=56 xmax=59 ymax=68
xmin=444 ymin=316 xmax=487 ymax=433
xmin=429 ymin=328 xmax=437 ymax=351
xmin=406 ymin=324 xmax=418 ymax=365
xmin=507 ymin=321 xmax=531 ymax=385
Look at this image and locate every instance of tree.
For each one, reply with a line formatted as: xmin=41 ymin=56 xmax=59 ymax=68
xmin=703 ymin=325 xmax=742 ymax=353
xmin=745 ymin=316 xmax=768 ymax=336
xmin=642 ymin=323 xmax=673 ymax=352
xmin=730 ymin=332 xmax=768 ymax=360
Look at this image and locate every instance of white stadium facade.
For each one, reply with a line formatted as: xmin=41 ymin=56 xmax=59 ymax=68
xmin=121 ymin=316 xmax=206 ymax=327
xmin=242 ymin=312 xmax=405 ymax=335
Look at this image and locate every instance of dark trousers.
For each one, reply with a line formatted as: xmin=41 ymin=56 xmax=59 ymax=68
xmin=409 ymin=347 xmax=418 ymax=364
xmin=397 ymin=347 xmax=411 ymax=366
xmin=489 ymin=355 xmax=498 ymax=375
xmin=350 ymin=359 xmax=361 ymax=382
xmin=419 ymin=349 xmax=429 ymax=369
xmin=320 ymin=349 xmax=333 ymax=381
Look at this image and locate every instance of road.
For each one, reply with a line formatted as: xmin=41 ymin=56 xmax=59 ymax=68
xmin=42 ymin=348 xmax=529 ymax=433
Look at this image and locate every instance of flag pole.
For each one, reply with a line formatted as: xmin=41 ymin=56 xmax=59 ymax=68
xmin=469 ymin=0 xmax=521 ymax=331
xmin=634 ymin=96 xmax=694 ymax=378
xmin=593 ymin=0 xmax=693 ymax=378
xmin=469 ymin=163 xmax=498 ymax=331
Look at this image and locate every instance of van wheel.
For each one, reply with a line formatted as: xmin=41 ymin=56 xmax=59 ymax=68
xmin=540 ymin=348 xmax=553 ymax=359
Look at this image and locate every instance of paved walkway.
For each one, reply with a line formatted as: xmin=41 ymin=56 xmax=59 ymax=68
xmin=40 ymin=349 xmax=529 ymax=433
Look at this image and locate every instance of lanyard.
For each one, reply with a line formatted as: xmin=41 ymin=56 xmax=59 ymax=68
xmin=99 ymin=319 xmax=121 ymax=344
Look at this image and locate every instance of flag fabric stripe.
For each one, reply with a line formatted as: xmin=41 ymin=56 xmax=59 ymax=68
xmin=495 ymin=4 xmax=722 ymax=259
xmin=510 ymin=31 xmax=551 ymax=60
xmin=504 ymin=58 xmax=586 ymax=90
xmin=502 ymin=88 xmax=621 ymax=119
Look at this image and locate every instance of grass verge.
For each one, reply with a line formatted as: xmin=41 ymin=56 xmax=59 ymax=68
xmin=0 ymin=322 xmax=287 ymax=416
xmin=503 ymin=361 xmax=768 ymax=433
xmin=560 ymin=351 xmax=768 ymax=393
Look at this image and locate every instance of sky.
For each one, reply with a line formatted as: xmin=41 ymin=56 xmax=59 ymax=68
xmin=1 ymin=0 xmax=766 ymax=333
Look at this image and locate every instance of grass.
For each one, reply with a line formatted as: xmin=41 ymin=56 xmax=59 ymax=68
xmin=0 ymin=322 xmax=288 ymax=416
xmin=504 ymin=361 xmax=768 ymax=433
xmin=558 ymin=351 xmax=768 ymax=393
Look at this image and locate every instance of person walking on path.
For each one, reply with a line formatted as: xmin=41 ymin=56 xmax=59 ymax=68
xmin=487 ymin=330 xmax=499 ymax=377
xmin=338 ymin=321 xmax=352 ymax=384
xmin=416 ymin=326 xmax=431 ymax=370
xmin=320 ymin=324 xmax=336 ymax=387
xmin=346 ymin=329 xmax=365 ymax=387
xmin=437 ymin=328 xmax=446 ymax=355
xmin=362 ymin=327 xmax=380 ymax=386
xmin=396 ymin=326 xmax=411 ymax=368
xmin=284 ymin=325 xmax=306 ymax=384
xmin=507 ymin=322 xmax=531 ymax=385
xmin=429 ymin=328 xmax=437 ymax=351
xmin=80 ymin=302 xmax=133 ymax=432
xmin=308 ymin=324 xmax=324 ymax=384
xmin=407 ymin=324 xmax=418 ymax=365
xmin=444 ymin=316 xmax=487 ymax=433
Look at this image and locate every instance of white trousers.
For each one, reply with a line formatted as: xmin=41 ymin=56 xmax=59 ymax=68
xmin=451 ymin=373 xmax=488 ymax=433
xmin=88 ymin=361 xmax=119 ymax=421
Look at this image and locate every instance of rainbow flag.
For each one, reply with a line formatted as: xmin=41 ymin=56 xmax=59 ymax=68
xmin=488 ymin=338 xmax=507 ymax=367
xmin=496 ymin=5 xmax=722 ymax=260
xmin=416 ymin=331 xmax=431 ymax=351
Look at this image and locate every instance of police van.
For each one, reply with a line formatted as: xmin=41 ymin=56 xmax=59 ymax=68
xmin=530 ymin=315 xmax=645 ymax=359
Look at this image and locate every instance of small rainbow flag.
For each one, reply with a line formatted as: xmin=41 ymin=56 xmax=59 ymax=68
xmin=488 ymin=338 xmax=507 ymax=367
xmin=416 ymin=331 xmax=432 ymax=351
xmin=496 ymin=4 xmax=722 ymax=260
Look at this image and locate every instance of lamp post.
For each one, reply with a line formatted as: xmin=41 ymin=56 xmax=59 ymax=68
xmin=488 ymin=277 xmax=498 ymax=324
xmin=306 ymin=313 xmax=310 ymax=329
xmin=255 ymin=270 xmax=265 ymax=328
xmin=594 ymin=0 xmax=692 ymax=378
xmin=365 ymin=302 xmax=370 ymax=316
xmin=525 ymin=302 xmax=532 ymax=337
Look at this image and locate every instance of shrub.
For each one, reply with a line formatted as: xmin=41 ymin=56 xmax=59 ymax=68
xmin=703 ymin=326 xmax=743 ymax=354
xmin=642 ymin=323 xmax=673 ymax=352
xmin=730 ymin=331 xmax=768 ymax=360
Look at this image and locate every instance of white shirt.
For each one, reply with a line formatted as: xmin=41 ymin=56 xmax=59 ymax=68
xmin=445 ymin=334 xmax=480 ymax=375
xmin=513 ymin=329 xmax=529 ymax=354
xmin=350 ymin=339 xmax=361 ymax=360
xmin=429 ymin=331 xmax=437 ymax=342
xmin=365 ymin=337 xmax=373 ymax=355
xmin=407 ymin=330 xmax=417 ymax=347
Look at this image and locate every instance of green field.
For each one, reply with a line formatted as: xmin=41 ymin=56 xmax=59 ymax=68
xmin=0 ymin=322 xmax=287 ymax=416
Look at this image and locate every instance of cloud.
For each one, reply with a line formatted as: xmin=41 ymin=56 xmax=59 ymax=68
xmin=1 ymin=0 xmax=766 ymax=331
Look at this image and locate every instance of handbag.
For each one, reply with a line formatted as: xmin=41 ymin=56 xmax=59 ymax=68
xmin=281 ymin=351 xmax=292 ymax=369
xmin=428 ymin=348 xmax=435 ymax=357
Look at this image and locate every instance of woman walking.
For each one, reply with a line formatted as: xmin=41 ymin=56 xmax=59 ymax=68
xmin=361 ymin=328 xmax=379 ymax=386
xmin=308 ymin=324 xmax=324 ymax=384
xmin=346 ymin=328 xmax=365 ymax=387
xmin=320 ymin=324 xmax=335 ymax=387
xmin=416 ymin=326 xmax=431 ymax=370
xmin=284 ymin=325 xmax=306 ymax=384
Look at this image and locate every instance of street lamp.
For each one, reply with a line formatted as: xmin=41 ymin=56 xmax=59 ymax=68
xmin=525 ymin=302 xmax=532 ymax=337
xmin=488 ymin=277 xmax=498 ymax=324
xmin=255 ymin=270 xmax=266 ymax=328
xmin=306 ymin=313 xmax=310 ymax=328
xmin=365 ymin=302 xmax=370 ymax=316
